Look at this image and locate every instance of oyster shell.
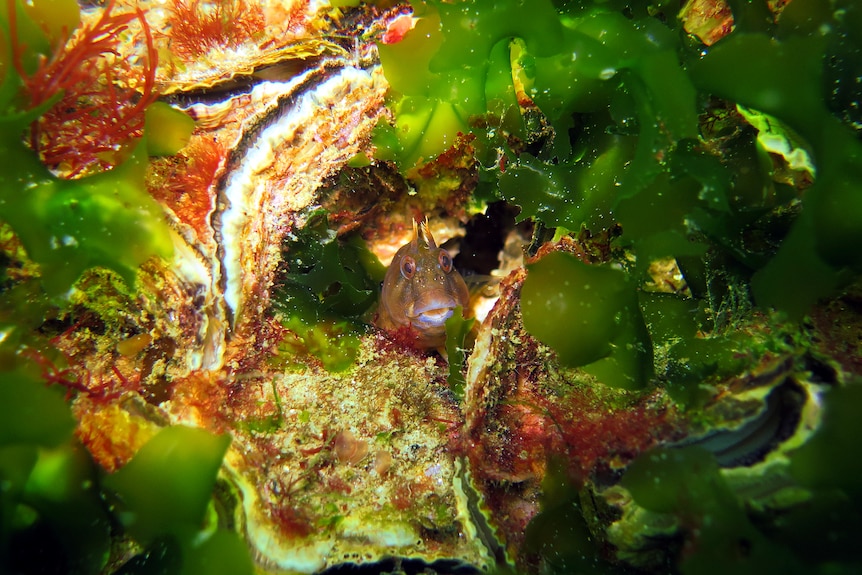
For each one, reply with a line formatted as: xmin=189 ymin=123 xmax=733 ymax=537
xmin=210 ymin=339 xmax=493 ymax=573
xmin=66 ymin=1 xmax=497 ymax=572
xmin=461 ymin=263 xmax=678 ymax=567
xmin=459 ymin=238 xmax=833 ymax=572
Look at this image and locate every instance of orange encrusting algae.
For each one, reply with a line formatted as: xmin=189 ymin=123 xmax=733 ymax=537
xmin=167 ymin=0 xmax=266 ymax=61
xmin=9 ymin=0 xmax=158 ymax=177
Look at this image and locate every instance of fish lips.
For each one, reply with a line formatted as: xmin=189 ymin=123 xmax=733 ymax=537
xmin=407 ymin=292 xmax=460 ymax=331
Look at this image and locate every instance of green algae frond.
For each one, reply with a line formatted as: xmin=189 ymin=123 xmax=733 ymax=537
xmin=145 ymin=102 xmax=196 ymax=157
xmin=522 ymin=251 xmax=652 ymax=389
xmin=444 ymin=305 xmax=474 ymax=400
xmin=790 ymin=381 xmax=862 ymax=500
xmin=524 ymin=459 xmax=625 ymax=574
xmin=375 ymin=0 xmax=862 ymax=356
xmin=100 ymin=426 xmax=252 ymax=575
xmin=273 ymin=211 xmax=381 ymax=371
xmin=103 ymin=426 xmax=230 ymax=543
xmin=621 ymin=446 xmax=800 ymax=575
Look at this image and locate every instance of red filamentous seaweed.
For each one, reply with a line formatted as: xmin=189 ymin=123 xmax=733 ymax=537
xmin=167 ymin=0 xmax=265 ymax=61
xmin=10 ymin=0 xmax=158 ymax=177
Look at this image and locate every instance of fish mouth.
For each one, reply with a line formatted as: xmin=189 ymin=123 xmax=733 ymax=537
xmin=408 ymin=294 xmax=459 ymax=331
xmin=411 ymin=307 xmax=456 ymax=330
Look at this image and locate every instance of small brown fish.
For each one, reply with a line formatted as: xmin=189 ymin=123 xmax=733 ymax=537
xmin=377 ymin=219 xmax=470 ymax=348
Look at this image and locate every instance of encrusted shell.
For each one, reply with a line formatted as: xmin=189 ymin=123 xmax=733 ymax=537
xmin=69 ymin=1 xmax=497 ymax=572
xmin=459 ymin=240 xmax=828 ymax=571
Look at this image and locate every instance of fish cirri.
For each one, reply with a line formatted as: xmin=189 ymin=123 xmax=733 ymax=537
xmin=377 ymin=219 xmax=470 ymax=348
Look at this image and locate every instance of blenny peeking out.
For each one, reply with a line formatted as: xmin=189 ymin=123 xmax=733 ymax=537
xmin=377 ymin=219 xmax=470 ymax=348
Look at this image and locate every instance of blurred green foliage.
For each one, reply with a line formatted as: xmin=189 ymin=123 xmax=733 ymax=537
xmin=374 ymin=0 xmax=862 ymax=389
xmin=523 ymin=460 xmax=626 ymax=574
xmin=145 ymin=102 xmax=196 ymax=157
xmin=0 ymin=2 xmax=248 ymax=572
xmin=103 ymin=426 xmax=230 ymax=543
xmin=0 ymin=364 xmax=252 ymax=574
xmin=522 ymin=251 xmax=652 ymax=389
xmin=609 ymin=382 xmax=862 ymax=575
xmin=790 ymin=381 xmax=862 ymax=501
xmin=103 ymin=426 xmax=253 ymax=575
xmin=621 ymin=446 xmax=803 ymax=575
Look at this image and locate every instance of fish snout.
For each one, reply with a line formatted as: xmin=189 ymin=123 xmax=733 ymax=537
xmin=408 ymin=291 xmax=460 ymax=329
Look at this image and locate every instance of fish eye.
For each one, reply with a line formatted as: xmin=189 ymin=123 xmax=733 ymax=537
xmin=401 ymin=255 xmax=417 ymax=279
xmin=438 ymin=250 xmax=453 ymax=273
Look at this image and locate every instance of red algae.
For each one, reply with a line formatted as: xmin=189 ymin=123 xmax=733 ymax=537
xmin=466 ymin=379 xmax=673 ymax=486
xmin=538 ymin=392 xmax=673 ymax=483
xmin=269 ymin=502 xmax=314 ymax=539
xmin=167 ymin=0 xmax=266 ymax=61
xmin=150 ymin=136 xmax=226 ymax=238
xmin=11 ymin=0 xmax=158 ymax=177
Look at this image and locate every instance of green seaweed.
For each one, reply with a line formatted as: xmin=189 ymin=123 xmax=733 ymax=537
xmin=621 ymin=447 xmax=802 ymax=575
xmin=272 ymin=211 xmax=380 ymax=370
xmin=613 ymin=388 xmax=862 ymax=574
xmin=0 ymin=441 xmax=114 ymax=574
xmin=0 ymin=281 xmax=249 ymax=575
xmin=277 ymin=211 xmax=379 ymax=320
xmin=374 ymin=0 xmax=862 ymax=371
xmin=688 ymin=5 xmax=862 ymax=300
xmin=0 ymin=359 xmax=109 ymax=574
xmin=374 ymin=5 xmax=862 ymax=569
xmin=521 ymin=251 xmax=652 ymax=389
xmin=790 ymin=381 xmax=862 ymax=502
xmin=275 ymin=315 xmax=363 ymax=372
xmin=103 ymin=426 xmax=230 ymax=543
xmin=103 ymin=426 xmax=253 ymax=575
xmin=0 ymin=373 xmax=75 ymax=447
xmin=145 ymin=102 xmax=195 ymax=157
xmin=0 ymin=132 xmax=173 ymax=297
xmin=777 ymin=381 xmax=862 ymax=570
xmin=18 ymin=442 xmax=112 ymax=574
xmin=523 ymin=459 xmax=626 ymax=574
xmin=444 ymin=306 xmax=474 ymax=401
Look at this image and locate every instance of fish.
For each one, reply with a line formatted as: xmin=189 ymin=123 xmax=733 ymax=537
xmin=377 ymin=219 xmax=470 ymax=348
